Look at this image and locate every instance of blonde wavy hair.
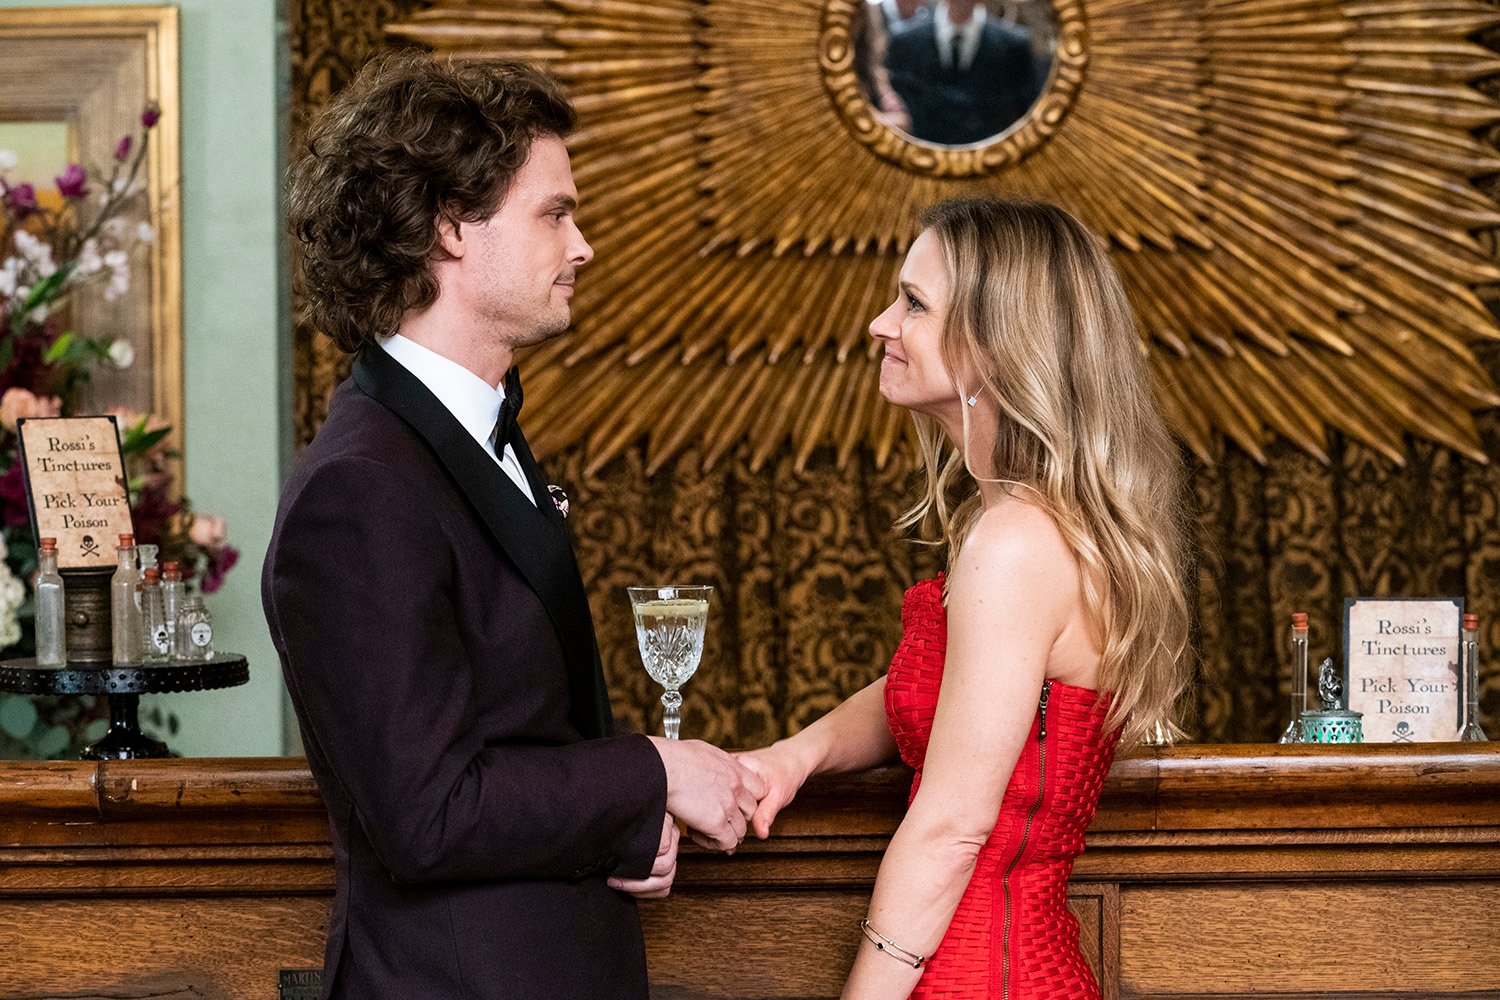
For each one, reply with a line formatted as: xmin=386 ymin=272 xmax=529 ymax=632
xmin=896 ymin=199 xmax=1191 ymax=746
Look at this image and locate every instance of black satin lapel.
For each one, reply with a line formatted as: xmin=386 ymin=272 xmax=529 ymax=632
xmin=510 ymin=427 xmax=565 ymax=529
xmin=352 ymin=345 xmax=610 ymax=738
xmin=511 ymin=424 xmax=612 ymax=737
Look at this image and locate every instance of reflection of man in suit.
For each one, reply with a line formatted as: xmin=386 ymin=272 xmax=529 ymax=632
xmin=858 ymin=0 xmax=927 ymax=131
xmin=269 ymin=53 xmax=762 ymax=1000
xmin=887 ymin=0 xmax=1043 ymax=145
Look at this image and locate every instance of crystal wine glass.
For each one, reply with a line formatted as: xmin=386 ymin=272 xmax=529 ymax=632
xmin=628 ymin=585 xmax=711 ymax=740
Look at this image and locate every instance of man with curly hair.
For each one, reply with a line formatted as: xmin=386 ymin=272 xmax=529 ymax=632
xmin=264 ymin=52 xmax=763 ymax=1000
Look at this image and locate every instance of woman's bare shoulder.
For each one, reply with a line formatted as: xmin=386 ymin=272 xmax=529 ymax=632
xmin=960 ymin=496 xmax=1076 ymax=573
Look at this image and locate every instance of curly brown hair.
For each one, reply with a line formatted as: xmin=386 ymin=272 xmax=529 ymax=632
xmin=288 ymin=52 xmax=576 ymax=353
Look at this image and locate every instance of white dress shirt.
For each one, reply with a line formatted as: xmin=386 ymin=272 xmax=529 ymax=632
xmin=876 ymin=0 xmax=915 ymax=29
xmin=935 ymin=1 xmax=988 ymax=71
xmin=379 ymin=334 xmax=537 ymax=505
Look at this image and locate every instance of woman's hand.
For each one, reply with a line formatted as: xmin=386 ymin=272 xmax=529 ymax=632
xmin=735 ymin=741 xmax=815 ymax=839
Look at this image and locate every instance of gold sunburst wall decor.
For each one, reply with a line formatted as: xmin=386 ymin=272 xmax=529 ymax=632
xmin=380 ymin=0 xmax=1500 ymax=474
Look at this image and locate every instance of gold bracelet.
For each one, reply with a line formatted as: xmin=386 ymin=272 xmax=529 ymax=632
xmin=858 ymin=918 xmax=926 ymax=969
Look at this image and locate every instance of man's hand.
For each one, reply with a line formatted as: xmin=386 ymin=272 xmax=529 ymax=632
xmin=648 ymin=737 xmax=766 ymax=853
xmin=608 ymin=812 xmax=679 ymax=900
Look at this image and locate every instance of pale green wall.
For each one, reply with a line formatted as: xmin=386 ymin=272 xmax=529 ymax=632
xmin=2 ymin=0 xmax=290 ymax=756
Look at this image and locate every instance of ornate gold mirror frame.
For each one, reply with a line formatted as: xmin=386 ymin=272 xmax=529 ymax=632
xmin=820 ymin=0 xmax=1087 ymax=177
xmin=0 ymin=6 xmax=183 ymax=448
xmin=363 ymin=0 xmax=1500 ymax=475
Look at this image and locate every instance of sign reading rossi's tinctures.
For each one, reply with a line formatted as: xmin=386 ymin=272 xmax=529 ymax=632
xmin=1344 ymin=597 xmax=1463 ymax=742
xmin=16 ymin=416 xmax=133 ymax=570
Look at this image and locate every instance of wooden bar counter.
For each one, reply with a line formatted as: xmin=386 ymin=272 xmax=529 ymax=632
xmin=2 ymin=744 xmax=1497 ymax=999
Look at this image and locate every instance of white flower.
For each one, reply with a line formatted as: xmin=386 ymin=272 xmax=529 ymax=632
xmin=103 ymin=249 xmax=128 ymax=271
xmin=108 ymin=337 xmax=135 ymax=370
xmin=104 ymin=268 xmax=130 ymax=302
xmin=136 ymin=222 xmax=155 ymax=244
xmin=77 ymin=238 xmax=104 ymax=276
xmin=0 ymin=150 xmax=15 ymax=172
xmin=12 ymin=230 xmax=56 ymax=278
xmin=0 ymin=257 xmax=21 ymax=299
xmin=0 ymin=559 xmax=25 ymax=648
xmin=101 ymin=217 xmax=128 ymax=240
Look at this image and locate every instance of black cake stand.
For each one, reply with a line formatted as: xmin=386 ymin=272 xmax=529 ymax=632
xmin=0 ymin=655 xmax=249 ymax=759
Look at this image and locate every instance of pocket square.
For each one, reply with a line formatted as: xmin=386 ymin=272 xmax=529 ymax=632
xmin=547 ymin=484 xmax=569 ymax=518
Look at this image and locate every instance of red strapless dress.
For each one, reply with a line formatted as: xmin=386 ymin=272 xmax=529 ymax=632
xmin=883 ymin=576 xmax=1120 ymax=1000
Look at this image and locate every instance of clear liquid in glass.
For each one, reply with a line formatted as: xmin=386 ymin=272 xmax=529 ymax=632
xmin=628 ymin=587 xmax=711 ymax=740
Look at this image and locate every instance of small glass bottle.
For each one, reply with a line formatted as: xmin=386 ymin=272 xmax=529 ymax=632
xmin=34 ymin=537 xmax=66 ymax=667
xmin=160 ymin=561 xmax=185 ymax=660
xmin=139 ymin=567 xmax=169 ymax=662
xmin=1280 ymin=612 xmax=1309 ymax=743
xmin=111 ymin=533 xmax=143 ymax=665
xmin=1460 ymin=613 xmax=1488 ymax=742
xmin=176 ymin=596 xmax=213 ymax=661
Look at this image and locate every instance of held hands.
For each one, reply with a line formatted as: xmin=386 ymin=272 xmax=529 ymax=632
xmin=735 ymin=741 xmax=814 ymax=840
xmin=648 ymin=737 xmax=766 ymax=852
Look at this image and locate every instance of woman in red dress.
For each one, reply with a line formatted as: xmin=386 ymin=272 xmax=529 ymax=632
xmin=739 ymin=199 xmax=1190 ymax=1000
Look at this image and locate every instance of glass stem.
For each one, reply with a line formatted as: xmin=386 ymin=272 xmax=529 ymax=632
xmin=661 ymin=689 xmax=682 ymax=741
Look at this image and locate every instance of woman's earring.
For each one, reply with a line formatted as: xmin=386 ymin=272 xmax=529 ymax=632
xmin=965 ymin=390 xmax=979 ymax=407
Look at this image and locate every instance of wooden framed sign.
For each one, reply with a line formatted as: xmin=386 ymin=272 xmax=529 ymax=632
xmin=16 ymin=416 xmax=134 ymax=570
xmin=1344 ymin=597 xmax=1464 ymax=743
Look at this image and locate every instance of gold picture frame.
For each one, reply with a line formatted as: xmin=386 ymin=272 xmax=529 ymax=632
xmin=0 ymin=5 xmax=182 ymax=457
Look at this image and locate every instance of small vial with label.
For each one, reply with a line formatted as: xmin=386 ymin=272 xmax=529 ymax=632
xmin=175 ymin=596 xmax=214 ymax=661
xmin=161 ymin=561 xmax=185 ymax=660
xmin=34 ymin=537 xmax=66 ymax=667
xmin=139 ymin=568 xmax=169 ymax=662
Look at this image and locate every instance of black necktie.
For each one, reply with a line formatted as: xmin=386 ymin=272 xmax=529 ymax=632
xmin=492 ymin=366 xmax=523 ymax=454
xmin=950 ymin=32 xmax=964 ymax=72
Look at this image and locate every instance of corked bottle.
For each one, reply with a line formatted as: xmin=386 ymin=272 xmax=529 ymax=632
xmin=1460 ymin=613 xmax=1488 ymax=742
xmin=1280 ymin=612 xmax=1310 ymax=743
xmin=138 ymin=567 xmax=168 ymax=662
xmin=34 ymin=537 xmax=66 ymax=667
xmin=111 ymin=533 xmax=143 ymax=665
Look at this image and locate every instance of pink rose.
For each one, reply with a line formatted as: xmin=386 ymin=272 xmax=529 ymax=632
xmin=0 ymin=387 xmax=62 ymax=432
xmin=114 ymin=135 xmax=133 ymax=162
xmin=141 ymin=102 xmax=161 ymax=129
xmin=188 ymin=512 xmax=227 ymax=549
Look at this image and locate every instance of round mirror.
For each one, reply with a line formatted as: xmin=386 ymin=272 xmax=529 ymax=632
xmin=852 ymin=0 xmax=1058 ymax=148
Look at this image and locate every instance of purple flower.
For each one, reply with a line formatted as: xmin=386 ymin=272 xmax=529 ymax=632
xmin=55 ymin=164 xmax=87 ymax=199
xmin=2 ymin=182 xmax=38 ymax=218
xmin=201 ymin=545 xmax=240 ymax=594
xmin=114 ymin=135 xmax=133 ymax=162
xmin=0 ymin=463 xmax=31 ymax=529
xmin=141 ymin=103 xmax=161 ymax=129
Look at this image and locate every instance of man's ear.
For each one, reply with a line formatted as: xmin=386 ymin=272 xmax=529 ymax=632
xmin=436 ymin=211 xmax=465 ymax=259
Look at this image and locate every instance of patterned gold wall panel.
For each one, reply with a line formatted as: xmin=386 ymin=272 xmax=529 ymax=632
xmin=290 ymin=0 xmax=1500 ymax=745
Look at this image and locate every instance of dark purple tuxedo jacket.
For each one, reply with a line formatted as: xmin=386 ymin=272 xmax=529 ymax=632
xmin=263 ymin=344 xmax=668 ymax=1000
